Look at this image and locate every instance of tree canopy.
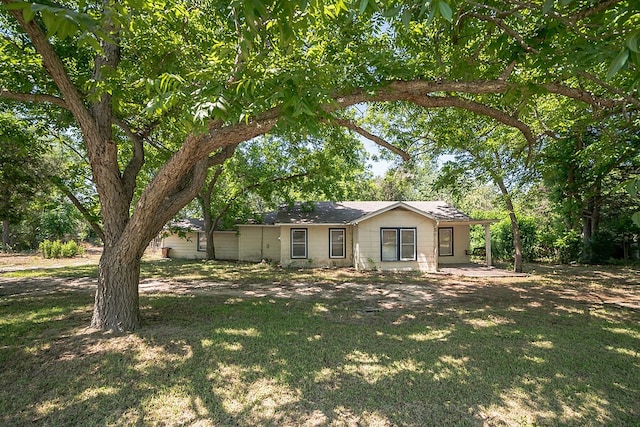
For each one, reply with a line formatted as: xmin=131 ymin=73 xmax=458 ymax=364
xmin=0 ymin=112 xmax=46 ymax=224
xmin=1 ymin=0 xmax=638 ymax=331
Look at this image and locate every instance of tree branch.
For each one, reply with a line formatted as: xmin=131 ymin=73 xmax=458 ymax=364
xmin=330 ymin=118 xmax=411 ymax=161
xmin=122 ymin=75 xmax=625 ymax=255
xmin=466 ymin=12 xmax=538 ymax=53
xmin=113 ymin=117 xmax=145 ymax=198
xmin=50 ymin=177 xmax=105 ymax=241
xmin=499 ymin=61 xmax=518 ymax=81
xmin=577 ymin=71 xmax=640 ymax=109
xmin=2 ymin=2 xmax=99 ymax=142
xmin=406 ymin=94 xmax=535 ymax=146
xmin=0 ymin=88 xmax=68 ymax=109
xmin=570 ymin=0 xmax=621 ymax=23
xmin=207 ymin=142 xmax=240 ymax=168
xmin=140 ymin=157 xmax=210 ymax=253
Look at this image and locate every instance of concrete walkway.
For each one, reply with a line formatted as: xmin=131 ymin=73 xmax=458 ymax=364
xmin=438 ymin=263 xmax=527 ymax=277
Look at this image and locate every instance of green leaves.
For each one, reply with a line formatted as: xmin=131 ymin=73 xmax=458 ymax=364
xmin=366 ymin=0 xmax=454 ymax=27
xmin=193 ymin=97 xmax=230 ymax=123
xmin=437 ymin=0 xmax=453 ymax=22
xmin=142 ymin=73 xmax=187 ymax=117
xmin=358 ymin=0 xmax=369 ymax=14
xmin=626 ymin=31 xmax=640 ymax=53
xmin=628 ymin=179 xmax=640 ymax=198
xmin=3 ymin=2 xmax=102 ymax=40
xmin=607 ymin=48 xmax=629 ymax=79
xmin=542 ymin=0 xmax=554 ymax=14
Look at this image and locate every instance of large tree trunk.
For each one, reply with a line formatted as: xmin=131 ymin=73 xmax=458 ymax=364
xmin=91 ymin=246 xmax=141 ymax=331
xmin=90 ymin=159 xmax=211 ymax=332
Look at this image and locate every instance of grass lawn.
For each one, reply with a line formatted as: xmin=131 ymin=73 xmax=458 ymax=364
xmin=1 ymin=257 xmax=639 ymax=426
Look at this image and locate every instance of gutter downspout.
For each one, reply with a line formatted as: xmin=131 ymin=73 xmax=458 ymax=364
xmin=434 ymin=220 xmax=440 ymax=272
xmin=260 ymin=226 xmax=264 ymax=260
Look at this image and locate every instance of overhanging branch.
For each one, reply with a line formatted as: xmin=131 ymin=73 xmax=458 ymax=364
xmin=330 ymin=118 xmax=411 ymax=161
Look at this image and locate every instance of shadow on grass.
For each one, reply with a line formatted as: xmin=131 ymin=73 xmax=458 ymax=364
xmin=1 ymin=279 xmax=639 ymax=426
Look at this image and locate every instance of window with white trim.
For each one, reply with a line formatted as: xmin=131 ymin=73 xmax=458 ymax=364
xmin=197 ymin=232 xmax=207 ymax=251
xmin=380 ymin=228 xmax=416 ymax=261
xmin=290 ymin=228 xmax=308 ymax=259
xmin=438 ymin=227 xmax=453 ymax=256
xmin=329 ymin=228 xmax=346 ymax=258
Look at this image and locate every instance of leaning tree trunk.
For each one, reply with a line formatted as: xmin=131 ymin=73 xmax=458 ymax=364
xmin=203 ymin=202 xmax=216 ymax=260
xmin=495 ymin=178 xmax=523 ymax=273
xmin=508 ymin=211 xmax=524 ymax=273
xmin=91 ymin=245 xmax=141 ymax=331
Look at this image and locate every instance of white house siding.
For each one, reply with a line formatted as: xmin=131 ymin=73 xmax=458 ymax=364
xmin=438 ymin=224 xmax=471 ymax=265
xmin=161 ymin=231 xmax=238 ymax=260
xmin=353 ymin=207 xmax=436 ymax=272
xmin=279 ymin=225 xmax=353 ymax=268
xmin=238 ymin=225 xmax=280 ymax=262
xmin=212 ymin=232 xmax=239 ymax=260
xmin=162 ymin=232 xmax=202 ymax=259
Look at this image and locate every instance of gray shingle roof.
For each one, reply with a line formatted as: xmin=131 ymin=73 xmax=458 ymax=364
xmin=259 ymin=201 xmax=473 ymax=224
xmin=168 ymin=218 xmax=205 ymax=232
xmin=171 ymin=201 xmax=477 ymax=231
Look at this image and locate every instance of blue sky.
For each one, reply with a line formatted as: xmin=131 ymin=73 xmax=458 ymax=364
xmin=362 ymin=138 xmax=395 ymax=177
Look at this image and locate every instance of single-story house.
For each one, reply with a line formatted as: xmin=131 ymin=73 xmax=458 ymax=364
xmin=161 ymin=201 xmax=494 ymax=271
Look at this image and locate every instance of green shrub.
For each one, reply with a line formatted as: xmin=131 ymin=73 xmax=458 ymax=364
xmin=50 ymin=240 xmax=62 ymax=258
xmin=39 ymin=239 xmax=52 ymax=258
xmin=38 ymin=239 xmax=84 ymax=258
xmin=490 ymin=216 xmax=541 ymax=262
xmin=585 ymin=230 xmax=619 ymax=264
xmin=554 ymin=230 xmax=583 ymax=264
xmin=61 ymin=240 xmax=82 ymax=257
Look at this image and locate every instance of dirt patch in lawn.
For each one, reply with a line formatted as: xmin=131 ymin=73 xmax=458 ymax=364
xmin=2 ymin=261 xmax=639 ymax=313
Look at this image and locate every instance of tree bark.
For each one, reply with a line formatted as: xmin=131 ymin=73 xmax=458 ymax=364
xmin=508 ymin=209 xmax=524 ymax=273
xmin=203 ymin=198 xmax=216 ymax=260
xmin=91 ymin=246 xmax=141 ymax=332
xmin=496 ymin=178 xmax=523 ymax=273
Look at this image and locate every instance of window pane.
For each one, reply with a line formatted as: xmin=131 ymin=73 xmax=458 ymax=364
xmin=400 ymin=229 xmax=415 ymax=260
xmin=330 ymin=229 xmax=345 ymax=258
xmin=381 ymin=229 xmax=397 ymax=261
xmin=291 ymin=229 xmax=307 ymax=258
xmin=292 ymin=244 xmax=306 ymax=258
xmin=198 ymin=233 xmax=207 ymax=251
xmin=439 ymin=228 xmax=453 ymax=256
xmin=292 ymin=230 xmax=306 ymax=244
xmin=401 ymin=229 xmax=414 ymax=244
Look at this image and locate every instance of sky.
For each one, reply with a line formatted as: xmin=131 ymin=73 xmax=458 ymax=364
xmin=362 ymin=138 xmax=395 ymax=177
